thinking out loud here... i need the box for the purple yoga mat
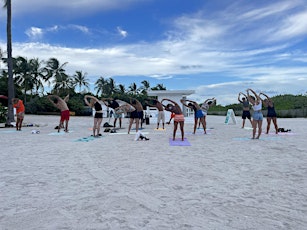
[169,138,191,146]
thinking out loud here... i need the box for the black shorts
[130,110,139,119]
[242,111,251,119]
[94,113,103,118]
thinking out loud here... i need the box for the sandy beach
[0,114,306,229]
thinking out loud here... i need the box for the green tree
[151,83,166,90]
[117,84,126,94]
[13,56,31,102]
[42,57,68,92]
[29,58,45,96]
[128,82,138,95]
[94,76,106,95]
[140,80,150,94]
[73,70,89,93]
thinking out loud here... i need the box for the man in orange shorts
[47,94,70,132]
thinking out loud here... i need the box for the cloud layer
[1,0,307,105]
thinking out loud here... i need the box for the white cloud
[25,27,44,40]
[117,27,128,38]
[1,0,307,105]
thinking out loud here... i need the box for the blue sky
[1,0,307,105]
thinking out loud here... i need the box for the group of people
[10,90,279,141]
[238,88,279,139]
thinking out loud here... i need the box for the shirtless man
[161,98,184,141]
[128,98,144,134]
[47,94,70,132]
[145,98,165,129]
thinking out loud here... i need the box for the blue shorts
[195,110,204,118]
[253,111,263,121]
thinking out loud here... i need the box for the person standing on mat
[84,95,103,137]
[12,98,25,131]
[101,98,122,128]
[247,89,263,139]
[128,98,143,134]
[181,99,206,134]
[161,98,184,141]
[199,98,216,130]
[260,92,279,134]
[47,94,70,133]
[145,98,165,129]
[238,92,252,128]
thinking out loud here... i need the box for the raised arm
[259,92,273,107]
[144,98,157,107]
[180,99,190,107]
[84,95,98,106]
[47,95,57,107]
[64,94,69,103]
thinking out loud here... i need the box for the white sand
[0,115,306,229]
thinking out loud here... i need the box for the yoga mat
[169,138,191,146]
[109,131,149,135]
[268,132,296,136]
[0,130,18,133]
[74,136,101,142]
[48,130,73,135]
[154,128,166,131]
[233,136,282,141]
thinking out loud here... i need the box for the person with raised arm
[247,89,263,139]
[145,98,165,129]
[101,98,122,128]
[47,94,70,133]
[199,98,216,130]
[181,99,206,134]
[127,98,143,134]
[260,92,278,134]
[84,95,103,137]
[238,92,252,128]
[161,98,184,141]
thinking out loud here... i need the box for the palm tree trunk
[6,0,15,125]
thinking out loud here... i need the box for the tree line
[1,55,306,120]
[0,56,168,117]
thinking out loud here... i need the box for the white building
[147,90,195,122]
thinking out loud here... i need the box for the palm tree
[118,84,126,94]
[42,57,68,91]
[73,70,89,93]
[95,76,106,95]
[151,83,166,90]
[128,82,138,95]
[52,72,73,95]
[3,0,15,125]
[107,78,116,95]
[13,56,31,102]
[29,58,45,96]
[140,80,150,94]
